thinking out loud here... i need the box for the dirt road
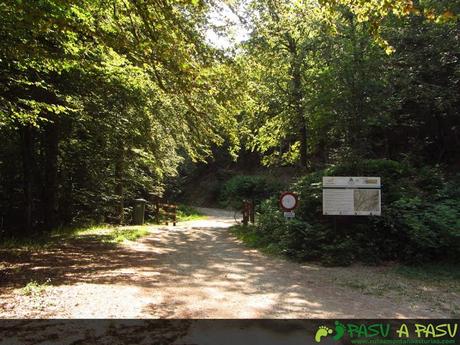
[0,208,457,318]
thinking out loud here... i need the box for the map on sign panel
[322,177,381,216]
[353,189,380,213]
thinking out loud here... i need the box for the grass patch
[230,224,282,256]
[0,237,54,251]
[176,205,206,221]
[394,263,460,282]
[336,276,410,297]
[21,279,51,296]
[0,224,152,250]
[72,225,150,243]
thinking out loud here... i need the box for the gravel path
[0,208,457,318]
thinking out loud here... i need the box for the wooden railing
[154,202,177,226]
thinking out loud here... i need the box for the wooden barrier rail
[155,202,177,226]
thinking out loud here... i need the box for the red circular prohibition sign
[279,192,299,211]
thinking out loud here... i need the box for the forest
[0,0,459,265]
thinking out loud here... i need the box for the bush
[219,175,282,209]
[253,160,459,266]
[389,191,460,262]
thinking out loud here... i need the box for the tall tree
[240,0,323,168]
[0,0,240,234]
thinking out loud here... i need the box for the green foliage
[1,0,459,269]
[238,0,460,167]
[219,175,282,209]
[0,0,241,235]
[253,160,460,265]
[230,224,283,257]
[388,184,460,262]
[176,205,206,221]
[255,198,357,265]
[21,280,51,296]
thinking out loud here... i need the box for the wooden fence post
[155,201,160,224]
[242,200,249,226]
[172,205,177,226]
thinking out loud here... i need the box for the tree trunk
[114,145,125,225]
[348,12,364,159]
[299,121,308,168]
[43,116,59,230]
[290,50,308,168]
[268,2,308,168]
[21,125,34,234]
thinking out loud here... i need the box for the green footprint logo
[315,326,333,343]
[333,321,346,341]
[314,322,346,343]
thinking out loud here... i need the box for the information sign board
[322,177,381,216]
